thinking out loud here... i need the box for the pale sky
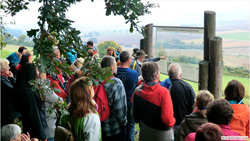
[3,0,250,33]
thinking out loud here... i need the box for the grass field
[0,44,33,59]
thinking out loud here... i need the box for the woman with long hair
[61,77,101,141]
[14,53,47,140]
[105,46,118,61]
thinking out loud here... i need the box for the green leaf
[27,29,39,37]
[130,25,134,33]
[52,88,61,94]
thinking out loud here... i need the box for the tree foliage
[169,55,202,65]
[223,66,249,78]
[1,0,157,114]
[0,26,7,50]
[97,40,120,58]
[1,0,157,74]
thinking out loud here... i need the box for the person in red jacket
[132,61,176,141]
[46,47,67,100]
[46,73,67,100]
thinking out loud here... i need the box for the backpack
[93,81,110,122]
[54,122,75,141]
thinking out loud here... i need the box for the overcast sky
[3,0,250,33]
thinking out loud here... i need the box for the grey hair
[1,124,21,141]
[101,55,115,68]
[141,61,159,82]
[168,63,182,79]
[120,51,131,63]
[0,59,10,71]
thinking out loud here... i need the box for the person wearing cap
[129,50,167,76]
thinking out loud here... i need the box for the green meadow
[1,44,33,59]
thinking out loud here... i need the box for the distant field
[217,32,250,41]
[0,44,33,59]
[160,74,249,104]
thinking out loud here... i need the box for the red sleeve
[48,78,67,100]
[161,88,176,127]
[57,73,64,84]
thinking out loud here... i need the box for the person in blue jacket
[6,46,27,66]
[66,46,77,64]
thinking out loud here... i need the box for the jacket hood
[184,112,207,131]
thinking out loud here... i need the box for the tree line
[3,34,34,47]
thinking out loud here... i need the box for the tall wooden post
[144,23,153,59]
[199,11,216,91]
[209,36,223,99]
[140,39,144,50]
[204,11,216,61]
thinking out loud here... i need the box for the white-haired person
[0,59,20,126]
[167,63,196,137]
[1,124,38,141]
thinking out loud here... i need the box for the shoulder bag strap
[132,60,137,70]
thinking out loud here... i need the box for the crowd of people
[1,44,249,141]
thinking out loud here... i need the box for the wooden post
[204,11,216,61]
[199,60,209,90]
[140,39,144,50]
[199,11,216,91]
[209,36,223,99]
[144,23,153,59]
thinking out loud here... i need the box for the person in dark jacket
[14,57,47,140]
[0,59,20,126]
[176,90,214,141]
[167,63,196,137]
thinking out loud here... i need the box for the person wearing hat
[129,50,167,76]
[132,48,140,59]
